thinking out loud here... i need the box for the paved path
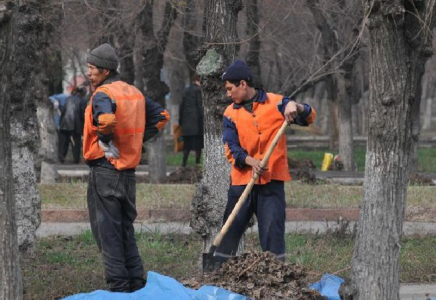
[37,221,436,237]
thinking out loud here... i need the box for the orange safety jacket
[223,92,316,185]
[83,81,145,170]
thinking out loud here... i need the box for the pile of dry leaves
[183,252,326,300]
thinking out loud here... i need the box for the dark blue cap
[222,60,252,82]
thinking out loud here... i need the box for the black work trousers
[87,166,145,292]
[215,180,286,261]
[59,130,81,163]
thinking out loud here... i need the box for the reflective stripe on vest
[83,81,146,170]
[224,93,291,185]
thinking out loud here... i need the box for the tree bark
[9,0,45,253]
[307,0,361,170]
[349,1,436,299]
[37,0,60,184]
[191,0,242,259]
[0,2,23,298]
[336,73,356,170]
[245,0,261,87]
[422,75,433,130]
[138,0,177,182]
[183,0,202,79]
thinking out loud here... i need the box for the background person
[83,43,170,293]
[179,74,204,167]
[58,86,87,164]
[215,60,317,265]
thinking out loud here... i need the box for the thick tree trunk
[9,1,45,253]
[349,2,436,299]
[336,74,356,171]
[118,25,135,85]
[183,0,202,79]
[138,1,176,182]
[191,0,242,260]
[307,0,360,168]
[423,96,433,130]
[169,60,186,128]
[245,0,261,87]
[0,2,23,299]
[37,3,60,184]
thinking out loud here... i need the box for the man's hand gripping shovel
[202,121,289,272]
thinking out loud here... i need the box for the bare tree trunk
[245,0,261,87]
[168,60,187,128]
[117,20,135,85]
[422,75,434,130]
[423,96,433,130]
[10,0,45,253]
[409,87,423,173]
[138,1,177,182]
[348,2,436,299]
[337,74,356,170]
[191,0,242,261]
[183,0,202,79]
[307,0,361,169]
[0,2,23,299]
[37,1,60,184]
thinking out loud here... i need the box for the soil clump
[183,251,326,299]
[288,157,318,184]
[165,166,203,184]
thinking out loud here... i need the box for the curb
[42,208,360,223]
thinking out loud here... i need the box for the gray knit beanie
[87,43,119,70]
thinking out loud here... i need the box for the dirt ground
[182,251,326,300]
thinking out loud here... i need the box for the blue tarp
[309,274,344,300]
[62,271,249,300]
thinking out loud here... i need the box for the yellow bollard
[321,153,333,171]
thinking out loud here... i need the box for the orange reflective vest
[83,81,146,170]
[224,93,315,185]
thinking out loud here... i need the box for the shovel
[203,120,289,271]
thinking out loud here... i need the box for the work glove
[98,140,120,159]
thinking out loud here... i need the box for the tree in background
[346,1,436,299]
[245,0,261,87]
[191,0,242,261]
[10,0,48,253]
[307,0,363,171]
[137,0,177,182]
[1,1,30,297]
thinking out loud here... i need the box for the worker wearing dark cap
[83,43,170,292]
[216,60,317,263]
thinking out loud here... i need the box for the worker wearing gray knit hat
[87,43,119,70]
[84,43,170,292]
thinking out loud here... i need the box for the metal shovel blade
[202,245,220,272]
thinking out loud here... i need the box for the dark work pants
[215,180,286,261]
[59,130,81,163]
[87,166,145,292]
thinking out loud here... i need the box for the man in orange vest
[83,43,170,292]
[216,60,316,264]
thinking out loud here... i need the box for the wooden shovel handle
[212,121,288,247]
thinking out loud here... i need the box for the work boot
[130,278,146,292]
[108,279,130,293]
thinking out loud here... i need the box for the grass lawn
[39,181,436,210]
[166,147,436,173]
[287,147,436,172]
[22,231,436,300]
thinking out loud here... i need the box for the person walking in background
[179,74,204,167]
[216,60,317,265]
[58,86,88,164]
[83,43,170,292]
